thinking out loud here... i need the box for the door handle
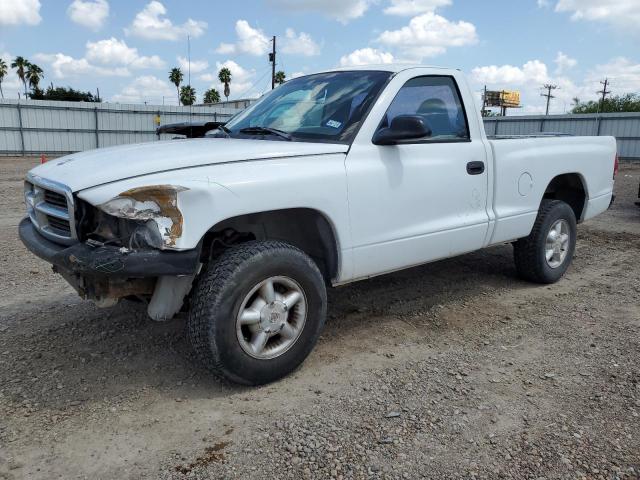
[466,161,485,175]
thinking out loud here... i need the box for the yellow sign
[501,91,520,107]
[485,90,521,108]
[154,114,161,126]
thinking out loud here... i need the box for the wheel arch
[541,173,588,222]
[200,207,341,283]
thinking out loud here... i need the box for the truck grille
[46,215,72,235]
[24,175,76,245]
[44,190,68,209]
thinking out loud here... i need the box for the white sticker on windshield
[326,119,342,129]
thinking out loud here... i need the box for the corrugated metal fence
[484,112,640,160]
[1,100,638,160]
[0,99,241,156]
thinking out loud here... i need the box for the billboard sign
[485,90,521,108]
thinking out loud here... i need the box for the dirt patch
[0,157,639,479]
[174,441,231,474]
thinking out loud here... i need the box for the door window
[380,76,470,142]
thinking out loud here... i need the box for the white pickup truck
[20,65,617,385]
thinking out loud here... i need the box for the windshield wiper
[239,126,292,141]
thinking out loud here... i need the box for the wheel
[513,199,577,284]
[188,240,327,385]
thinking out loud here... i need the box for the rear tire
[513,200,577,284]
[188,240,326,385]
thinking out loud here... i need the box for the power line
[541,84,558,116]
[234,65,272,99]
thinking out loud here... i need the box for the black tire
[513,199,577,284]
[188,240,326,385]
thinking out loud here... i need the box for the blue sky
[1,0,639,113]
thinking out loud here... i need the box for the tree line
[0,56,100,102]
[168,66,286,106]
[571,94,640,114]
[0,56,287,105]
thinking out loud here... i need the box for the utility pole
[597,78,611,110]
[481,85,487,117]
[541,84,558,116]
[269,36,276,89]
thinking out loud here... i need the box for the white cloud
[472,60,549,86]
[0,0,41,26]
[281,28,321,57]
[197,73,216,82]
[85,38,164,69]
[215,20,270,56]
[472,65,552,114]
[554,51,577,74]
[544,0,640,27]
[468,58,634,114]
[384,0,451,16]
[34,53,129,79]
[378,12,478,60]
[34,37,163,81]
[339,48,395,66]
[585,57,640,94]
[67,0,109,30]
[126,1,207,41]
[527,57,640,112]
[112,75,175,104]
[268,0,373,23]
[177,56,208,73]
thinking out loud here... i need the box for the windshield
[223,71,392,144]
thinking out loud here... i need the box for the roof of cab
[322,64,456,74]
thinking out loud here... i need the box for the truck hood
[30,138,349,192]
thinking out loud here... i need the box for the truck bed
[487,134,616,246]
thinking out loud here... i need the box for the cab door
[345,70,489,279]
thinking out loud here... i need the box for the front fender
[77,154,352,276]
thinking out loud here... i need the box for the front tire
[513,200,577,284]
[188,240,326,385]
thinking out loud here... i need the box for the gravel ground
[0,156,639,480]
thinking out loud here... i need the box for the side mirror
[373,115,431,145]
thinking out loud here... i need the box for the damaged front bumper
[19,217,200,278]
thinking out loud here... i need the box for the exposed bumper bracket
[19,217,200,278]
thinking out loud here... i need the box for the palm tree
[26,63,44,92]
[169,67,183,104]
[218,67,232,101]
[11,56,30,97]
[0,59,7,99]
[180,85,196,106]
[275,71,286,85]
[203,88,220,104]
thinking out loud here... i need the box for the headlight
[98,185,187,248]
